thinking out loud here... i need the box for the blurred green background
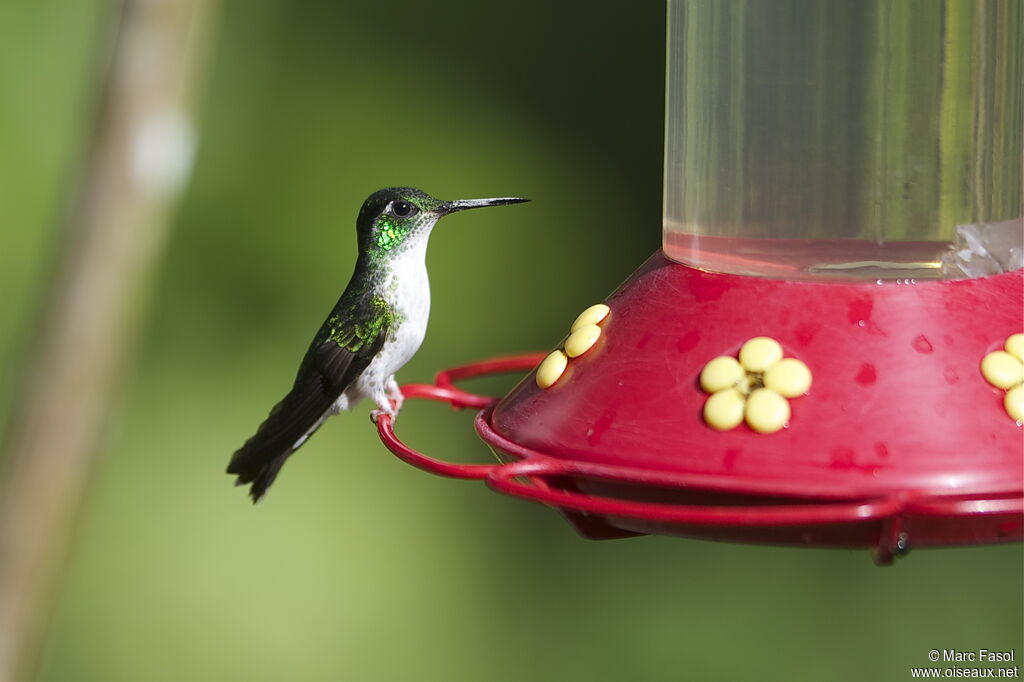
[1,2,1020,681]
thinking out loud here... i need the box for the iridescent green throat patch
[375,218,411,251]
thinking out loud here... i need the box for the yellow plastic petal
[1005,384,1024,423]
[738,337,784,373]
[699,356,744,393]
[763,358,813,398]
[703,388,745,431]
[536,350,568,389]
[744,388,790,434]
[1005,333,1024,363]
[981,350,1024,390]
[570,304,610,332]
[565,324,601,358]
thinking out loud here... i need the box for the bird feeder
[377,0,1023,563]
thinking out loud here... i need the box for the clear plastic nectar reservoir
[662,0,1023,280]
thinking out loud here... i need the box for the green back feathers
[326,296,399,353]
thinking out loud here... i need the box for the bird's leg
[371,377,405,424]
[369,385,398,424]
[386,376,404,412]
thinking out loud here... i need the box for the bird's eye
[390,201,417,218]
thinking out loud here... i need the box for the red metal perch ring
[376,353,545,479]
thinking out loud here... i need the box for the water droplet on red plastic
[912,334,933,353]
[830,447,856,469]
[688,274,731,302]
[677,329,700,354]
[847,297,873,326]
[794,322,821,346]
[855,363,877,386]
[587,408,617,446]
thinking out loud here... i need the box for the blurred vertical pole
[0,0,217,680]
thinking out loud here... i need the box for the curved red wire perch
[375,353,544,479]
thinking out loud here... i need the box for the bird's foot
[370,401,399,425]
[371,381,404,424]
[386,379,405,412]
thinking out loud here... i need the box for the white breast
[347,241,431,406]
[383,243,431,374]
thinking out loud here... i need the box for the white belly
[367,295,429,380]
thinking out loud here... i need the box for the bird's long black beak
[441,197,529,214]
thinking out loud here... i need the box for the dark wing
[227,325,388,502]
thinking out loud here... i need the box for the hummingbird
[227,187,528,502]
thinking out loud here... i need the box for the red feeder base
[377,251,1023,564]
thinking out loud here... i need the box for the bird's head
[355,187,527,260]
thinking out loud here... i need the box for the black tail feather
[232,451,292,503]
[226,334,375,503]
[227,405,327,503]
